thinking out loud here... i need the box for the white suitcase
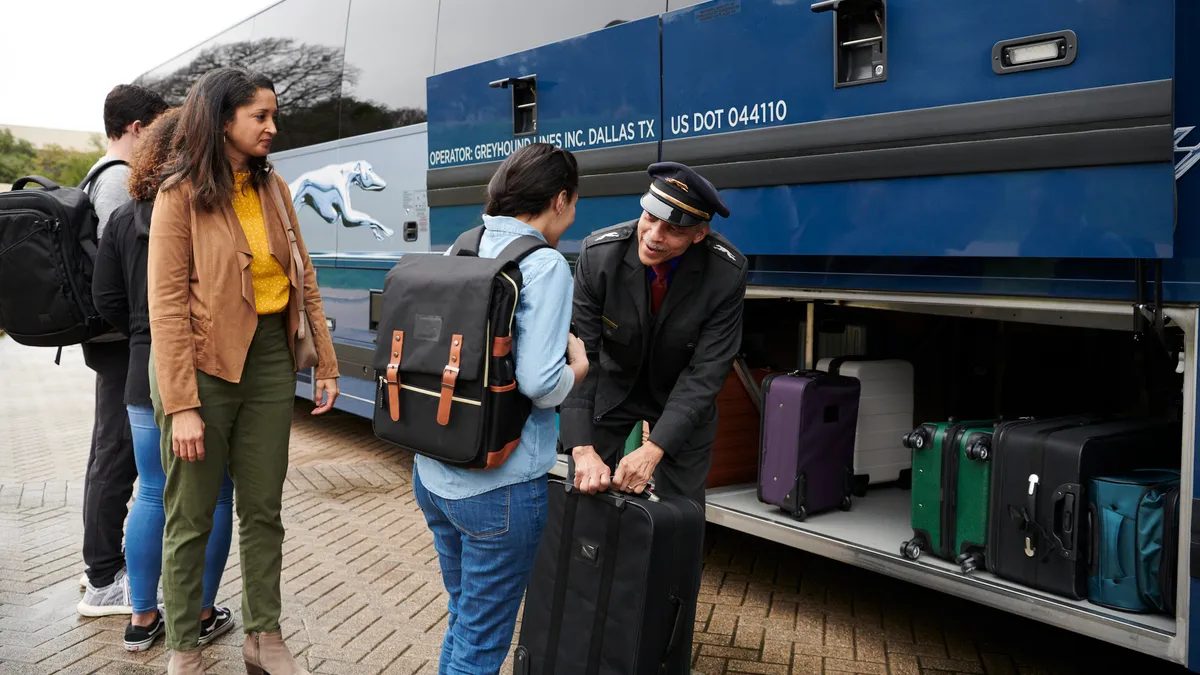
[816,357,914,487]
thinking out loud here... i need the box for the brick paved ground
[0,335,1191,674]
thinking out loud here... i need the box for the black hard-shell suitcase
[514,479,705,675]
[986,415,1179,599]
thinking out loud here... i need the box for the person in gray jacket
[560,162,747,509]
[77,84,168,616]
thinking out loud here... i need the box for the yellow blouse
[232,172,291,315]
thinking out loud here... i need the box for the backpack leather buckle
[438,335,464,426]
[385,331,404,422]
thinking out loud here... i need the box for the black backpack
[371,225,550,469]
[0,160,125,351]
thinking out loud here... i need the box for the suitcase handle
[659,593,685,672]
[563,454,661,504]
[1052,484,1081,561]
[1099,506,1130,578]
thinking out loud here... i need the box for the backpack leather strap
[493,337,512,357]
[386,331,404,421]
[438,335,463,426]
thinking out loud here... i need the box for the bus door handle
[811,0,881,13]
[489,75,536,89]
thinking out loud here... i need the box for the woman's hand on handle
[312,378,339,415]
[171,409,206,462]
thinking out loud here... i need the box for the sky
[0,0,279,133]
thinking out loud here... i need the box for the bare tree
[135,38,424,149]
[137,38,358,110]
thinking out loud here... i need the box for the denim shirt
[415,215,575,500]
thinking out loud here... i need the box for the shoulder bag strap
[448,224,487,257]
[496,234,550,266]
[78,159,128,191]
[267,177,309,339]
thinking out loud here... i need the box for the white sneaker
[79,573,88,589]
[77,569,133,617]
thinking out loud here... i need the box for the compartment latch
[489,75,538,137]
[812,0,886,88]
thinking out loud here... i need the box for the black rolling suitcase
[986,415,1179,599]
[514,478,705,675]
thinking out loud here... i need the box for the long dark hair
[127,107,180,202]
[162,67,276,211]
[485,143,579,218]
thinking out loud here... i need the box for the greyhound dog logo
[592,230,623,243]
[712,243,736,262]
[1177,127,1199,181]
[289,160,391,240]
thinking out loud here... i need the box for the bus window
[338,0,438,139]
[432,0,667,75]
[135,21,254,105]
[248,0,351,151]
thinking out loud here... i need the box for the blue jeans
[413,468,548,675]
[125,405,233,613]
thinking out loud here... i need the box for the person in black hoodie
[92,107,236,653]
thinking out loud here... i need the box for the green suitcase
[900,419,996,574]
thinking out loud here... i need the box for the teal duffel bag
[1087,469,1181,614]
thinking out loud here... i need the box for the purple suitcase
[757,371,861,521]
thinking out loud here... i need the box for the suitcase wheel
[896,469,912,491]
[957,552,983,575]
[965,439,991,462]
[839,495,853,512]
[901,540,922,560]
[791,505,808,522]
[512,646,529,675]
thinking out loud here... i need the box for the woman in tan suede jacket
[147,66,338,675]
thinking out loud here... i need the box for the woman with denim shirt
[412,142,588,674]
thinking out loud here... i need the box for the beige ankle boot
[167,648,206,675]
[243,632,309,675]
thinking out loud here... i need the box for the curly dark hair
[127,107,181,202]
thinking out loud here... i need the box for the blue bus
[421,0,1200,670]
[143,0,1200,670]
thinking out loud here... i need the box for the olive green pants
[150,313,296,651]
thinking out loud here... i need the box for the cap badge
[664,177,689,192]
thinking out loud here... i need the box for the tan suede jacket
[147,171,339,416]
